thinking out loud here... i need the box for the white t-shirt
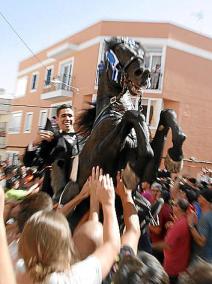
[47,256,102,284]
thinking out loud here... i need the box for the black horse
[55,37,185,205]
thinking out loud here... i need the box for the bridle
[106,44,144,98]
[93,45,145,129]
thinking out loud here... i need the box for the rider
[23,104,79,197]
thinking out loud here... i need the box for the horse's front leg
[120,110,154,188]
[96,118,132,170]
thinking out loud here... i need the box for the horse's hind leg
[142,119,169,183]
[153,109,186,175]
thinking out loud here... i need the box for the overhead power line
[0,10,47,70]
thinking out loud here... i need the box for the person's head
[18,164,27,178]
[141,181,150,191]
[16,192,53,232]
[56,104,74,132]
[73,220,103,260]
[151,182,162,201]
[198,188,212,209]
[19,210,78,283]
[6,176,19,190]
[172,198,189,218]
[113,252,168,284]
[178,258,212,284]
[161,190,170,204]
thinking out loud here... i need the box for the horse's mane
[105,37,143,53]
[76,102,96,137]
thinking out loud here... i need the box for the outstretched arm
[116,172,140,254]
[57,180,90,216]
[89,166,102,221]
[92,172,120,279]
[0,187,16,284]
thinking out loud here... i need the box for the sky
[0,0,211,96]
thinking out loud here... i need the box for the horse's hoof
[164,152,183,173]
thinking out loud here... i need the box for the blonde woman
[19,169,120,283]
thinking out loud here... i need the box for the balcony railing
[41,76,73,101]
[0,98,11,113]
[0,122,7,148]
[0,137,6,148]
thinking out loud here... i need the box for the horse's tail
[76,102,96,137]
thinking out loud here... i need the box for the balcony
[0,98,11,114]
[0,137,6,149]
[41,76,73,102]
[0,122,6,148]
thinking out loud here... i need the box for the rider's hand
[33,130,54,146]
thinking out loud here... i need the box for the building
[0,89,12,161]
[6,21,212,175]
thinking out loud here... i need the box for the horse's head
[105,37,150,96]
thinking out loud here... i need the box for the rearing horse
[57,37,186,205]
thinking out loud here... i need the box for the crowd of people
[0,104,212,284]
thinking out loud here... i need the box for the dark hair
[178,259,212,284]
[161,190,170,203]
[56,104,72,117]
[177,198,189,212]
[185,189,198,203]
[6,176,19,189]
[188,177,197,185]
[113,252,169,284]
[16,192,53,232]
[157,170,171,178]
[5,165,17,176]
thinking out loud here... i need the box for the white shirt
[47,256,102,284]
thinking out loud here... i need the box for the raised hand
[96,173,115,207]
[115,171,132,199]
[89,166,103,192]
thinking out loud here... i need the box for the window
[38,110,48,129]
[8,112,22,133]
[60,61,72,90]
[45,67,53,86]
[131,97,163,130]
[31,73,39,90]
[15,76,28,97]
[144,53,162,90]
[24,112,33,133]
